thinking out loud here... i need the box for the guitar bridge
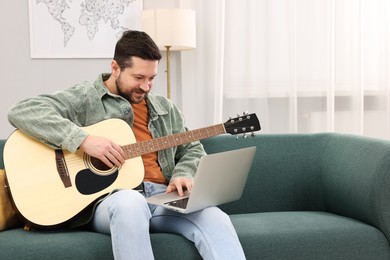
[55,150,72,188]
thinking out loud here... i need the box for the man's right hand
[79,135,126,168]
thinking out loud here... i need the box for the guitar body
[4,119,144,228]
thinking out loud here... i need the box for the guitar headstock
[224,113,261,137]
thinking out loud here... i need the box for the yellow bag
[0,169,21,231]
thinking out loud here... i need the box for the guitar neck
[122,123,226,159]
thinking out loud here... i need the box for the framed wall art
[28,0,143,58]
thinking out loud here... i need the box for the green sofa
[1,133,390,259]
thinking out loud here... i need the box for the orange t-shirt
[131,100,166,184]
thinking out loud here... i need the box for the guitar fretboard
[122,124,226,159]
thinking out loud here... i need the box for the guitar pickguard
[75,169,118,195]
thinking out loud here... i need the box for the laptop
[146,146,256,214]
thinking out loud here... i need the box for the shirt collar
[145,92,168,119]
[94,73,111,98]
[94,73,169,117]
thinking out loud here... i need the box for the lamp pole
[141,9,196,100]
[165,45,171,99]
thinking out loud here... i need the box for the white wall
[0,0,184,138]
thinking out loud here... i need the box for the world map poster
[29,0,143,58]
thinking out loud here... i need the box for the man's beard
[115,77,147,104]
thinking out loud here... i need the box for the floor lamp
[141,9,196,99]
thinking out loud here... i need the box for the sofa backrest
[1,134,328,215]
[201,134,328,214]
[0,140,5,169]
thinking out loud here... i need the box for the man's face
[115,57,158,104]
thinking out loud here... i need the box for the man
[8,30,245,259]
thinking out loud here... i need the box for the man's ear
[111,60,121,77]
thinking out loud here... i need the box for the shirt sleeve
[168,104,207,180]
[7,84,90,153]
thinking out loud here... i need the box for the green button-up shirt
[8,73,206,182]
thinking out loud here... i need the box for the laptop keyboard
[164,197,189,209]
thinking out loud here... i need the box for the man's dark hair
[114,30,162,70]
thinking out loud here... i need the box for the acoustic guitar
[3,113,260,228]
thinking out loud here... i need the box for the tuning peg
[243,111,249,115]
[251,132,256,137]
[243,133,248,139]
[235,135,240,140]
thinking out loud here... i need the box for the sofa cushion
[231,211,390,260]
[0,228,114,260]
[0,228,202,260]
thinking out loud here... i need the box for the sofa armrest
[321,134,390,241]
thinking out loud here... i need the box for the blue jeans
[90,182,246,260]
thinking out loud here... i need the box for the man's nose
[140,80,151,92]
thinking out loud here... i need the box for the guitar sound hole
[90,157,111,172]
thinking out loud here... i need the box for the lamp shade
[141,9,196,51]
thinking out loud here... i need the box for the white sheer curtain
[181,0,390,138]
